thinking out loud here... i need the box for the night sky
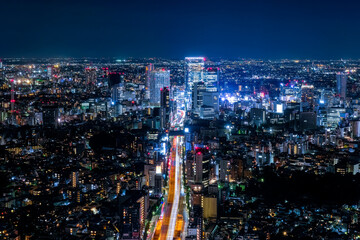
[1,0,360,59]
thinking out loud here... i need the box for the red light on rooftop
[197,152,201,155]
[10,100,15,103]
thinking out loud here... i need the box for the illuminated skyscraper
[145,64,154,100]
[149,68,170,105]
[109,72,124,117]
[185,57,205,92]
[336,72,347,99]
[204,67,219,92]
[194,147,209,188]
[160,87,170,130]
[190,66,220,115]
[301,84,314,111]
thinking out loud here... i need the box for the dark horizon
[1,0,360,59]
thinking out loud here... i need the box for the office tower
[145,64,154,99]
[185,57,205,91]
[42,106,60,128]
[160,87,170,129]
[301,84,314,111]
[204,67,219,92]
[0,59,2,69]
[337,72,347,99]
[200,89,220,119]
[149,68,170,105]
[109,72,124,116]
[202,91,219,112]
[194,147,210,188]
[85,67,97,86]
[185,57,205,110]
[192,82,206,112]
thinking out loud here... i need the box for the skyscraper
[85,67,97,87]
[145,64,154,100]
[194,147,210,188]
[189,65,220,115]
[336,72,347,99]
[301,84,314,111]
[192,82,206,113]
[109,72,124,117]
[204,67,219,92]
[160,87,170,130]
[185,57,205,92]
[149,68,170,105]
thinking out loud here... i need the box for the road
[153,104,185,240]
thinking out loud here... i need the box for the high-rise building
[185,57,205,91]
[109,72,124,117]
[336,72,347,99]
[301,84,314,111]
[204,67,219,92]
[0,59,3,69]
[149,68,170,105]
[192,82,206,113]
[85,67,97,86]
[194,147,210,188]
[185,57,205,110]
[202,91,219,112]
[145,64,154,100]
[160,87,170,130]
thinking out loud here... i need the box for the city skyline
[1,1,360,239]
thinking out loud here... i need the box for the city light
[0,2,357,238]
